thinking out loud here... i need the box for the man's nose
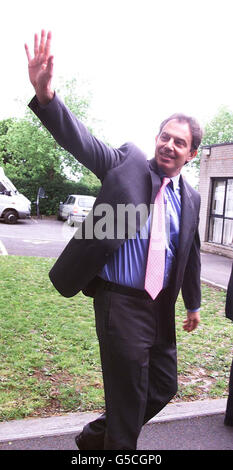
[165,138,174,150]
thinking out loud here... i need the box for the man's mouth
[160,152,175,160]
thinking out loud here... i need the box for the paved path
[201,251,232,289]
[0,399,232,451]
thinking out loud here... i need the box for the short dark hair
[159,113,203,152]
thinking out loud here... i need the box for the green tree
[193,105,233,170]
[0,77,101,189]
[0,118,15,166]
[202,105,233,144]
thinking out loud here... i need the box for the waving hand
[25,30,54,104]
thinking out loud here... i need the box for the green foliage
[202,105,233,145]
[0,119,15,136]
[0,118,15,166]
[11,174,100,216]
[193,105,233,170]
[58,77,92,125]
[2,117,63,180]
[0,77,102,211]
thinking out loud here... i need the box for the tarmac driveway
[0,217,75,258]
[0,216,232,288]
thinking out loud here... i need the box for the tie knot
[161,177,171,189]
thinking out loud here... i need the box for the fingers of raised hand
[39,29,46,54]
[44,31,52,60]
[24,33,40,64]
[34,32,39,56]
[25,30,51,63]
[24,43,31,62]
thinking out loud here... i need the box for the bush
[11,175,100,216]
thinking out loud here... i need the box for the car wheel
[4,210,18,224]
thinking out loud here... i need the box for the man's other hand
[183,310,200,332]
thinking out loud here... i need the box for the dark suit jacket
[29,94,201,315]
[226,264,233,321]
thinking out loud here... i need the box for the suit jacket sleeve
[181,226,201,311]
[28,93,127,180]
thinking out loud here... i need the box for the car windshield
[78,197,94,208]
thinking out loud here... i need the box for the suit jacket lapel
[148,158,162,203]
[177,175,197,262]
[180,177,195,240]
[169,175,198,298]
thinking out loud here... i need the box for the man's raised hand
[25,30,54,105]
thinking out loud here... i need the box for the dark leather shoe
[75,431,87,450]
[75,431,105,450]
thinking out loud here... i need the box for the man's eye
[175,140,185,147]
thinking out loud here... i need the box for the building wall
[199,143,233,258]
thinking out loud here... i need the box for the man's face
[154,119,197,177]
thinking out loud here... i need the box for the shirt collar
[169,173,180,192]
[157,168,181,192]
[148,158,181,191]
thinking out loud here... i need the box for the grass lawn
[0,255,232,421]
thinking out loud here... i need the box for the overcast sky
[2,0,233,166]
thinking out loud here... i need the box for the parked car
[58,194,96,226]
[0,167,31,224]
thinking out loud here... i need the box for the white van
[0,167,31,224]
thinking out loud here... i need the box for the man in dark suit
[25,30,202,450]
[224,263,233,426]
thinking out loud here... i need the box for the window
[0,183,6,193]
[208,178,233,247]
[64,196,75,205]
[78,197,95,208]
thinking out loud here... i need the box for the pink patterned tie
[144,177,170,300]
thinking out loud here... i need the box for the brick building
[199,142,233,258]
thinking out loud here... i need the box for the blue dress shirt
[100,173,181,290]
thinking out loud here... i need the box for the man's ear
[187,149,198,162]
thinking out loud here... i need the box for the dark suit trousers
[81,286,178,450]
